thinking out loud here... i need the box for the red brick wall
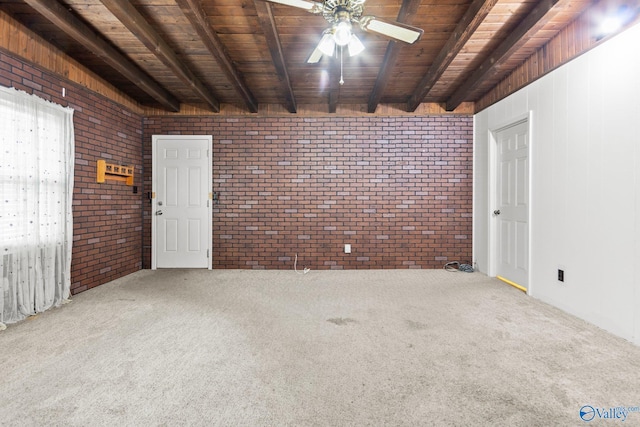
[2,50,473,284]
[143,115,472,269]
[1,51,144,294]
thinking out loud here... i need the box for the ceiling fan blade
[307,47,323,64]
[263,0,323,13]
[359,16,423,44]
[307,32,336,63]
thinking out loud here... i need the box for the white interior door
[152,135,212,269]
[494,121,529,288]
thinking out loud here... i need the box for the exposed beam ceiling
[407,0,499,112]
[20,0,180,111]
[0,0,615,114]
[177,0,259,113]
[444,0,562,111]
[100,0,221,112]
[367,0,422,114]
[254,0,296,113]
[328,57,341,114]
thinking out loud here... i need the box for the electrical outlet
[344,244,351,254]
[558,269,564,282]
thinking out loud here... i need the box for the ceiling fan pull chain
[339,45,345,85]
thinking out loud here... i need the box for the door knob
[493,209,501,215]
[156,210,163,216]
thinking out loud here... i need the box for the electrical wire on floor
[294,253,310,275]
[444,261,474,272]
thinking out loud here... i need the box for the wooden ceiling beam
[101,0,221,112]
[177,0,259,113]
[407,0,498,112]
[444,0,561,111]
[21,0,180,111]
[328,56,341,113]
[367,0,422,114]
[253,0,296,113]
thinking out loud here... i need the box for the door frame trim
[151,135,212,270]
[488,112,533,295]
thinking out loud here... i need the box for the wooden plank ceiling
[0,0,632,113]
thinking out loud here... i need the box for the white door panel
[495,121,529,287]
[152,135,212,269]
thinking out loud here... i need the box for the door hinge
[207,249,210,258]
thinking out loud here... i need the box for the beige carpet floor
[1,269,640,426]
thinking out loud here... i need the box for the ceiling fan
[262,0,423,71]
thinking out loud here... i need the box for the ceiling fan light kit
[317,31,336,56]
[266,0,423,82]
[347,34,365,56]
[334,20,353,46]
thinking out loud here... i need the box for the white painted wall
[474,23,640,345]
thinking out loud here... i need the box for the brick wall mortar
[3,49,472,290]
[144,115,473,270]
[1,52,144,294]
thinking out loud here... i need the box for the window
[0,86,74,326]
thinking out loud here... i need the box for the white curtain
[0,86,74,329]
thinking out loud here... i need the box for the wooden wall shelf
[96,160,134,186]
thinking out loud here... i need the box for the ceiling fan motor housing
[322,0,365,24]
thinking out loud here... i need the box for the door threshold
[497,275,527,293]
